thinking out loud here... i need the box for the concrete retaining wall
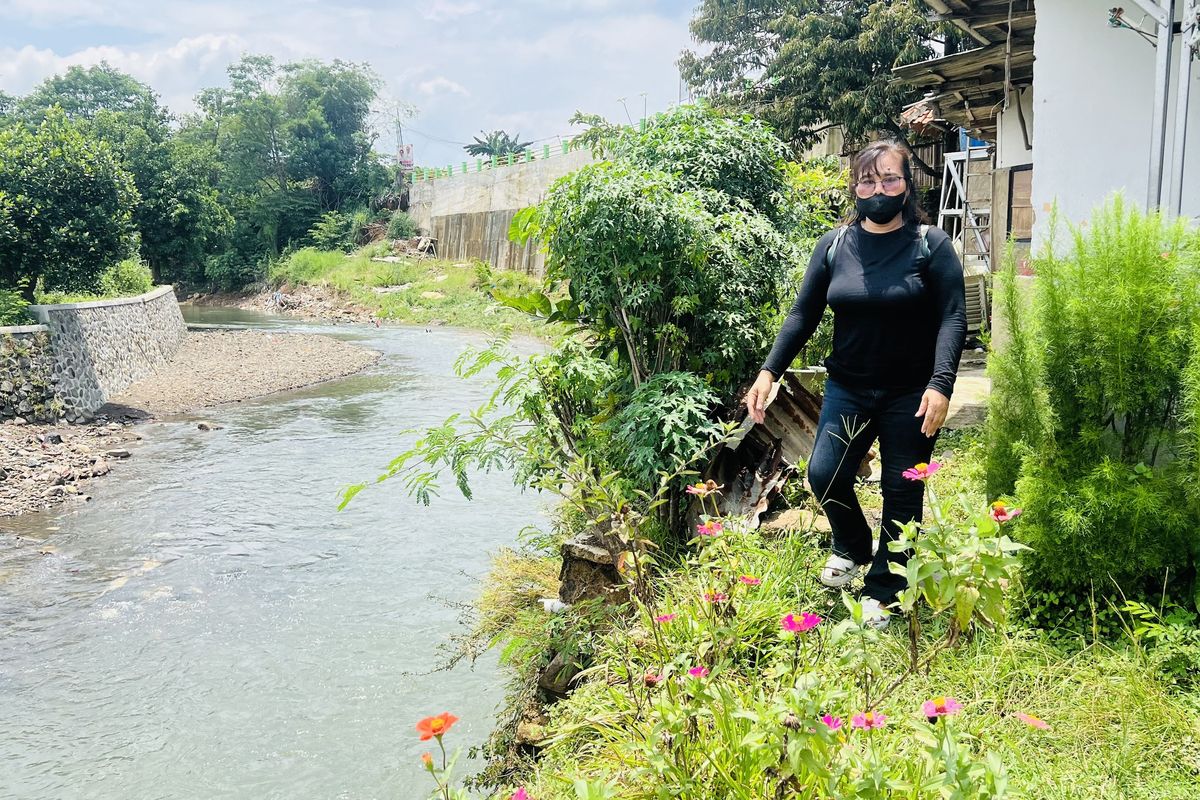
[24,286,186,418]
[0,325,61,423]
[409,149,593,275]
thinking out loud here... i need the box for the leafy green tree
[178,55,387,286]
[21,64,230,284]
[0,109,137,300]
[465,130,534,158]
[18,62,165,128]
[679,1,946,172]
[380,105,800,533]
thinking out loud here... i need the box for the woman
[746,140,966,627]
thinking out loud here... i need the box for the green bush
[307,211,352,252]
[387,210,418,240]
[0,288,29,325]
[99,257,154,296]
[987,197,1200,599]
[204,250,267,291]
[269,247,346,286]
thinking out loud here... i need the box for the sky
[0,0,700,166]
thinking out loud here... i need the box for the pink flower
[780,612,822,633]
[643,671,664,688]
[511,790,529,800]
[821,714,843,731]
[738,575,762,586]
[654,613,677,624]
[688,666,710,679]
[902,461,942,481]
[686,480,723,497]
[922,696,963,721]
[1015,712,1050,730]
[696,519,724,537]
[990,501,1022,523]
[851,711,887,730]
[704,590,729,603]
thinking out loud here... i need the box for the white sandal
[819,554,862,588]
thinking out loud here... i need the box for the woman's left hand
[915,389,950,437]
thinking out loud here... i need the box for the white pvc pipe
[1168,0,1198,215]
[1147,0,1177,209]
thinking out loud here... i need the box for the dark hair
[843,140,929,226]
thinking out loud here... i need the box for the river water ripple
[0,308,545,799]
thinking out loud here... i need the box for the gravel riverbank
[110,329,380,414]
[2,328,379,518]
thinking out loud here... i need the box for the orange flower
[416,712,459,741]
[420,752,433,768]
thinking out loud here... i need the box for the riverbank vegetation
[266,245,551,336]
[360,106,1200,799]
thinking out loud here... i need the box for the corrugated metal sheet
[431,211,546,276]
[702,369,865,527]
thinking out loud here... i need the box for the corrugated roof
[894,0,1036,140]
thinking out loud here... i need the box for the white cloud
[0,0,697,164]
[0,34,248,112]
[422,1,483,22]
[416,76,470,97]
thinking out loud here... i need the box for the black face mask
[855,192,906,224]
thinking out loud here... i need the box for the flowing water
[0,308,547,799]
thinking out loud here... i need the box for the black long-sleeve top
[761,221,967,398]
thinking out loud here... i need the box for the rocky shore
[1,328,379,518]
[186,284,379,325]
[0,411,143,517]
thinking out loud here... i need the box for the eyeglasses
[853,176,906,197]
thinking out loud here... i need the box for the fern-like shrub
[987,197,1200,599]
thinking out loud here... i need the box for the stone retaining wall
[21,286,187,419]
[0,325,62,423]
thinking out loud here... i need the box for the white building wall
[1031,0,1200,248]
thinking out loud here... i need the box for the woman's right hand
[745,370,776,425]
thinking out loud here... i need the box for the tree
[178,55,388,286]
[464,130,534,158]
[22,64,230,284]
[0,109,137,301]
[19,62,166,129]
[679,1,948,172]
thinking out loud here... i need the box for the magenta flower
[654,613,677,624]
[820,714,843,731]
[704,590,729,603]
[902,461,942,481]
[687,666,710,679]
[1015,712,1050,730]
[851,711,887,730]
[780,612,822,633]
[738,575,762,586]
[922,696,963,721]
[511,789,529,800]
[696,519,724,537]
[990,501,1022,523]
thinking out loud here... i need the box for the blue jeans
[807,379,937,604]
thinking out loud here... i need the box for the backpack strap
[824,225,850,270]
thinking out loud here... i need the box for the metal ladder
[937,145,992,334]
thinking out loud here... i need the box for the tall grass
[268,246,552,336]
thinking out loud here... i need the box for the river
[0,308,547,799]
